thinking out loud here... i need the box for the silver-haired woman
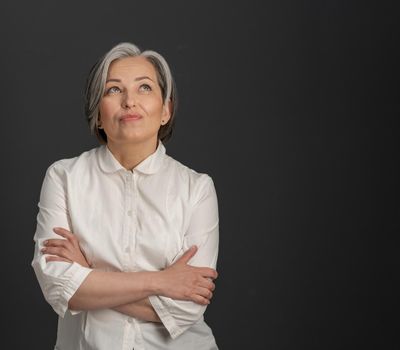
[32,42,220,350]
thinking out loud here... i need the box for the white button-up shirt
[31,140,219,350]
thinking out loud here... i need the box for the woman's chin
[110,133,157,146]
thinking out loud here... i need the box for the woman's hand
[41,227,90,268]
[156,246,218,305]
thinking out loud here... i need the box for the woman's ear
[98,114,103,129]
[161,100,172,125]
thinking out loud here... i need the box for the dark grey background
[0,0,398,349]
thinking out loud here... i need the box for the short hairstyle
[84,42,177,144]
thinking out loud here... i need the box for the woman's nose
[122,91,136,108]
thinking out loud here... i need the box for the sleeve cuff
[148,295,184,339]
[56,262,92,317]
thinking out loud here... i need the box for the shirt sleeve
[149,175,219,339]
[31,162,92,318]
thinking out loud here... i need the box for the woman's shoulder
[165,154,211,178]
[45,146,101,175]
[164,154,216,196]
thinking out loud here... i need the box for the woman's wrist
[147,270,163,296]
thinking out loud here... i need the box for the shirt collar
[98,140,166,175]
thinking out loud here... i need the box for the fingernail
[44,240,48,245]
[41,248,46,253]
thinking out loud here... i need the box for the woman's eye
[106,86,121,94]
[139,84,152,92]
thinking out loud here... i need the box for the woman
[31,42,220,350]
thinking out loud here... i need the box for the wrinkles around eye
[139,84,152,92]
[105,86,121,94]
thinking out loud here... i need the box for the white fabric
[31,140,219,350]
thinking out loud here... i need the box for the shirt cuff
[55,262,92,317]
[148,295,184,339]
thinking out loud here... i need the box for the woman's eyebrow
[134,76,154,82]
[105,78,121,83]
[105,76,154,83]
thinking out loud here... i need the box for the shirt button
[127,210,132,216]
[127,317,133,323]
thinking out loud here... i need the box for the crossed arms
[31,163,219,338]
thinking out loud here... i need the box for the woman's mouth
[120,114,142,122]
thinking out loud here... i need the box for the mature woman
[31,42,220,350]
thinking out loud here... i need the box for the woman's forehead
[107,56,156,80]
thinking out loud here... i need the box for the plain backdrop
[0,1,398,349]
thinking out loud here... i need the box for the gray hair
[84,42,177,144]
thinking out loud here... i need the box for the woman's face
[98,56,170,146]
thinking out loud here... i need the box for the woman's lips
[120,114,142,122]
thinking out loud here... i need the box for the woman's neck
[106,138,159,171]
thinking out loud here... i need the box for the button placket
[122,171,133,270]
[131,172,139,261]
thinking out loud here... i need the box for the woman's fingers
[44,239,69,248]
[175,245,198,265]
[191,294,211,305]
[160,259,218,303]
[42,246,70,259]
[45,256,71,263]
[196,286,213,300]
[53,227,73,238]
[188,286,214,305]
[53,227,81,250]
[197,278,215,292]
[42,239,72,257]
[43,228,90,268]
[197,267,218,280]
